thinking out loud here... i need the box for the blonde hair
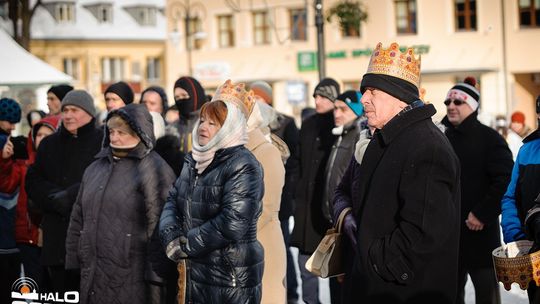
[107,115,137,137]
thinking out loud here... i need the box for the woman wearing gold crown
[158,80,264,304]
[333,42,461,303]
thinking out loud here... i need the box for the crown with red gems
[366,42,421,88]
[212,79,255,119]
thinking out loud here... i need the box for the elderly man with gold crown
[332,42,461,303]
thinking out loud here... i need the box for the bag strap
[336,207,352,233]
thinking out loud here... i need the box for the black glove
[47,190,72,216]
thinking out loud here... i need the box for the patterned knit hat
[0,98,21,123]
[446,77,480,111]
[313,78,340,102]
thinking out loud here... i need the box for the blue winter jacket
[501,131,540,243]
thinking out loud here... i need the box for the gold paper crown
[366,42,421,88]
[212,79,255,119]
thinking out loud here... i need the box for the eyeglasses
[444,99,466,106]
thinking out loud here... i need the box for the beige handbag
[305,207,352,278]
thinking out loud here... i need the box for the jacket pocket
[387,255,415,285]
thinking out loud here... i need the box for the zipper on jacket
[224,255,237,287]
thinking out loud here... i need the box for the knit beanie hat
[62,90,96,116]
[0,98,22,123]
[140,86,169,115]
[47,84,74,101]
[104,81,134,105]
[174,76,207,118]
[445,76,480,111]
[336,90,364,117]
[360,74,419,104]
[313,78,340,102]
[511,111,525,124]
[250,81,273,104]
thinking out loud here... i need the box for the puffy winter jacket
[159,145,264,304]
[65,104,176,304]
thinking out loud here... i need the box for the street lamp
[315,0,326,80]
[168,0,206,76]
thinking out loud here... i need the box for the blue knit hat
[336,90,363,117]
[0,98,22,123]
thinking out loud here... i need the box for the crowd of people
[1,41,540,304]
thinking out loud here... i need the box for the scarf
[191,101,248,174]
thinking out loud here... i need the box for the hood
[31,115,61,146]
[104,104,155,152]
[173,76,207,117]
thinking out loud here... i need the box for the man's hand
[465,212,484,231]
[165,238,188,262]
[2,136,14,159]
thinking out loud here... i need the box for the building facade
[2,0,167,112]
[165,0,540,127]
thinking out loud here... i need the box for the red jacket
[0,115,60,246]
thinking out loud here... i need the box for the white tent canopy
[0,29,72,86]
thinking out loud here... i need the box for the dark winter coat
[322,120,361,223]
[442,113,513,268]
[334,104,461,303]
[25,118,103,266]
[65,104,176,304]
[159,145,264,304]
[291,111,336,254]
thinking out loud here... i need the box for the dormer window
[55,3,75,23]
[97,4,112,23]
[84,3,113,24]
[125,6,157,26]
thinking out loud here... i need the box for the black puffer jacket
[65,104,176,304]
[159,145,264,304]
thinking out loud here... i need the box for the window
[519,0,540,27]
[139,7,157,26]
[125,6,157,26]
[187,16,203,50]
[455,0,476,30]
[0,2,8,20]
[218,15,235,48]
[63,58,79,80]
[394,0,417,34]
[290,8,307,41]
[253,11,271,45]
[146,57,161,81]
[97,4,112,23]
[101,57,125,82]
[55,3,75,23]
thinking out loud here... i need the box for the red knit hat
[511,111,525,124]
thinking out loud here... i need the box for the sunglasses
[444,99,466,106]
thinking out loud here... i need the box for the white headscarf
[191,101,248,173]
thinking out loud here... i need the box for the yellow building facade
[166,0,540,127]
